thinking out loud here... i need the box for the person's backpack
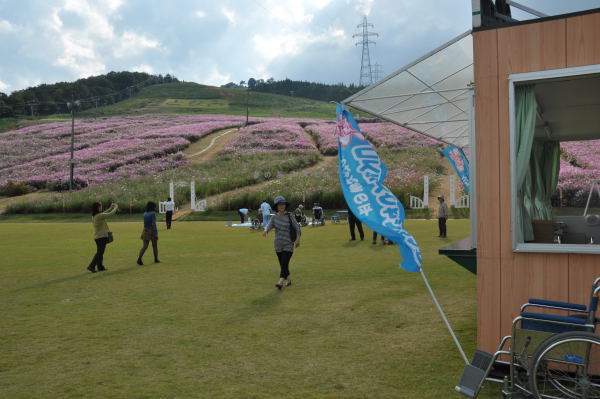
[288,213,297,242]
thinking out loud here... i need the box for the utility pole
[353,16,378,87]
[26,100,37,117]
[67,99,79,192]
[245,86,249,126]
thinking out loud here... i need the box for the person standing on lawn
[347,207,364,241]
[260,200,272,228]
[137,201,160,265]
[437,195,449,238]
[87,202,118,273]
[164,197,175,229]
[262,196,301,289]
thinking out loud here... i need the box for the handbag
[287,214,297,242]
[105,231,114,243]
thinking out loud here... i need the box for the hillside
[77,82,336,119]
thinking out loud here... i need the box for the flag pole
[420,268,469,365]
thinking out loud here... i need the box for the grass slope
[78,82,336,119]
[0,82,336,133]
[0,219,500,398]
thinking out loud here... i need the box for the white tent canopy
[343,31,473,148]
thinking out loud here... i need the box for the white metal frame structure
[343,31,473,148]
[343,31,477,248]
[165,180,206,213]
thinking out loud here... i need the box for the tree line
[0,71,179,117]
[221,78,364,102]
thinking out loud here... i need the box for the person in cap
[437,195,449,238]
[262,195,301,289]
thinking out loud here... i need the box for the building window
[510,65,600,253]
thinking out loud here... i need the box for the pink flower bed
[0,114,244,188]
[221,122,317,154]
[360,123,441,148]
[558,140,600,194]
[306,121,441,155]
[305,123,338,155]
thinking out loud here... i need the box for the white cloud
[132,64,154,74]
[113,32,161,58]
[100,0,124,13]
[252,27,347,62]
[221,7,236,25]
[306,0,334,10]
[247,65,272,81]
[203,67,231,86]
[195,10,206,18]
[0,19,15,32]
[53,32,106,77]
[0,80,9,91]
[350,0,374,15]
[263,1,314,24]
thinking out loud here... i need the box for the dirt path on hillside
[184,128,239,163]
[173,155,337,220]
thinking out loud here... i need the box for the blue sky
[1,0,599,94]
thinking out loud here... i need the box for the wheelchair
[456,277,600,398]
[311,205,325,226]
[295,213,308,227]
[250,212,263,231]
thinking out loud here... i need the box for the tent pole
[420,268,469,365]
[468,85,477,249]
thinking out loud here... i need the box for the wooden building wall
[473,12,600,352]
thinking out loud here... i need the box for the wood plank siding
[473,12,600,351]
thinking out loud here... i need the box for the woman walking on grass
[87,202,118,273]
[262,196,301,289]
[137,201,160,265]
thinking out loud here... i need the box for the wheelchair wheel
[529,331,600,399]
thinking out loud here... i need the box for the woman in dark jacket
[262,196,301,289]
[137,201,160,265]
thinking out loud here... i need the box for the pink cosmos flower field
[220,121,318,154]
[0,114,244,188]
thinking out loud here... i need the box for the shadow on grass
[235,290,282,320]
[13,266,139,292]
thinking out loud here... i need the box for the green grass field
[0,83,338,133]
[77,82,336,119]
[1,219,501,398]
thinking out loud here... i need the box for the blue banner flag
[442,146,470,194]
[336,104,422,272]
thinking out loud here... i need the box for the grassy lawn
[1,219,501,398]
[77,82,336,119]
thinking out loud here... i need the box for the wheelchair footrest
[471,349,494,370]
[455,350,494,398]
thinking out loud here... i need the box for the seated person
[312,202,323,222]
[294,204,306,224]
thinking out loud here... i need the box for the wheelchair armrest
[520,312,589,325]
[521,298,587,312]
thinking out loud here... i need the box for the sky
[1,0,599,94]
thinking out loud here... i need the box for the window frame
[509,64,600,253]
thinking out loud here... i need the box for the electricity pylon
[353,16,378,87]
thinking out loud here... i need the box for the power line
[1,75,165,115]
